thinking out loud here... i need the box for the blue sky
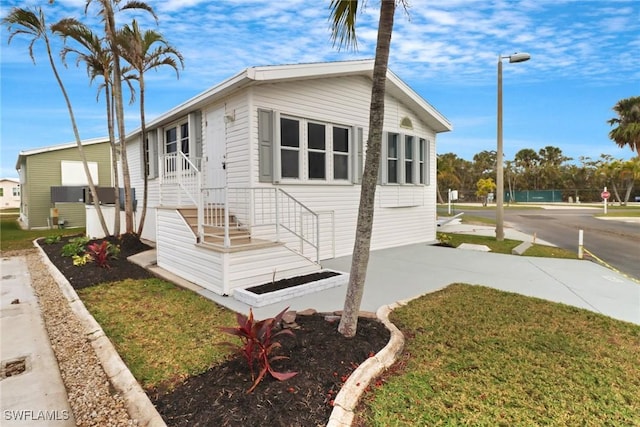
[1,0,638,179]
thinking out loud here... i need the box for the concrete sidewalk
[0,256,74,426]
[138,224,639,325]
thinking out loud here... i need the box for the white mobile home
[125,59,451,296]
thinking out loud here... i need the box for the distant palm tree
[3,7,110,236]
[330,0,399,337]
[86,0,157,234]
[117,19,184,236]
[608,96,640,156]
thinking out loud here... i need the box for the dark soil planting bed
[149,313,389,427]
[39,234,154,289]
[246,271,341,294]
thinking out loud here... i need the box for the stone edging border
[326,302,406,427]
[34,241,167,427]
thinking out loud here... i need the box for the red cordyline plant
[86,240,119,268]
[220,307,297,393]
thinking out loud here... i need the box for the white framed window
[164,120,189,155]
[404,135,414,184]
[381,133,429,186]
[280,117,301,179]
[278,116,351,183]
[13,186,20,197]
[387,133,399,184]
[307,121,326,180]
[333,126,350,180]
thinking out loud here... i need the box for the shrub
[61,236,90,257]
[438,233,453,247]
[220,307,297,393]
[72,253,93,266]
[87,240,119,268]
[43,235,61,244]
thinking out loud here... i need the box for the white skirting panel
[156,208,320,296]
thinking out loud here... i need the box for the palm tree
[85,0,157,234]
[330,0,399,337]
[436,153,464,203]
[608,96,640,156]
[117,19,184,236]
[3,7,110,237]
[53,18,123,236]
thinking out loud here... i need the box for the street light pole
[496,52,530,241]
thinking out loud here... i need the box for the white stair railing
[160,153,202,207]
[199,187,319,262]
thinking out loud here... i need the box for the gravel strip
[15,249,136,427]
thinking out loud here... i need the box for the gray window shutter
[189,111,203,159]
[258,109,274,182]
[351,126,363,184]
[378,131,388,184]
[426,139,431,186]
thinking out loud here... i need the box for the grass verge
[356,284,640,426]
[595,210,640,218]
[0,212,84,252]
[460,214,496,225]
[437,232,578,259]
[78,278,237,390]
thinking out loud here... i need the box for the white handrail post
[275,188,280,241]
[224,186,231,247]
[315,212,320,263]
[197,179,204,242]
[299,205,303,253]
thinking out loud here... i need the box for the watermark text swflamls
[3,410,70,421]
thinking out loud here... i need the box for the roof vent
[400,116,413,129]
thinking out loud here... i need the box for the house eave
[127,59,452,139]
[15,137,110,171]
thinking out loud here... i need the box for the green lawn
[78,278,237,390]
[437,232,578,259]
[356,284,640,426]
[595,210,640,218]
[0,211,84,252]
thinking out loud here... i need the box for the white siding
[156,207,319,294]
[227,246,321,291]
[156,208,224,293]
[126,134,161,242]
[246,76,438,260]
[131,71,440,291]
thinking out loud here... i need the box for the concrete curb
[34,241,166,427]
[326,305,406,427]
[512,241,533,255]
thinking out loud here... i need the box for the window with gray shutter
[352,127,363,184]
[258,109,274,182]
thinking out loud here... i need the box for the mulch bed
[39,233,155,289]
[39,234,392,426]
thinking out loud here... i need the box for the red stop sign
[601,191,610,200]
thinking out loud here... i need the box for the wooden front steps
[178,207,255,248]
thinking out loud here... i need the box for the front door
[205,107,226,203]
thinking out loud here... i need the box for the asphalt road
[466,206,640,281]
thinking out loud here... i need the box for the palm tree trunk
[137,76,149,236]
[105,80,120,236]
[338,0,396,338]
[45,28,110,236]
[104,1,135,234]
